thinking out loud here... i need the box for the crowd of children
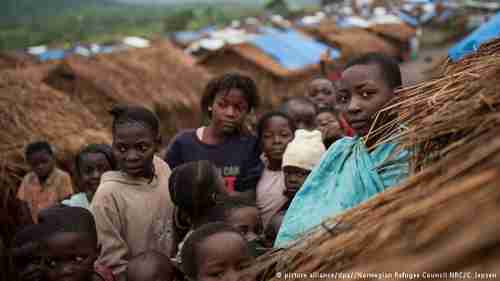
[4,52,409,281]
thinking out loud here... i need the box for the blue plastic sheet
[251,29,340,70]
[38,49,66,62]
[275,137,409,247]
[449,12,500,62]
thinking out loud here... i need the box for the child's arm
[90,193,129,278]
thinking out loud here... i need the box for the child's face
[197,232,253,281]
[261,116,294,163]
[283,166,311,199]
[211,89,249,135]
[286,102,317,131]
[307,79,336,109]
[43,232,98,281]
[337,64,394,136]
[226,207,261,242]
[315,112,343,142]
[28,151,55,180]
[112,123,158,178]
[78,153,112,194]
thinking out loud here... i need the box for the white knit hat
[282,129,326,171]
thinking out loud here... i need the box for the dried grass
[249,38,500,280]
[44,41,211,139]
[0,70,111,198]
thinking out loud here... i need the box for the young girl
[255,112,295,228]
[180,222,254,281]
[169,160,228,263]
[90,105,174,280]
[166,73,262,200]
[63,144,116,209]
[276,53,409,247]
[17,141,74,223]
[315,107,344,149]
[165,73,263,201]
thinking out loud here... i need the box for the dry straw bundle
[250,38,500,280]
[0,70,110,198]
[44,41,211,139]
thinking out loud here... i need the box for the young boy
[275,53,409,247]
[305,78,337,110]
[91,105,174,280]
[17,141,73,223]
[278,97,317,131]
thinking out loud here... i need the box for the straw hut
[317,28,400,61]
[198,30,338,109]
[0,51,36,70]
[0,69,111,197]
[44,40,211,140]
[367,23,416,59]
[250,39,500,279]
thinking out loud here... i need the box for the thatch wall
[0,70,111,197]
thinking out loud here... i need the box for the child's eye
[74,256,85,263]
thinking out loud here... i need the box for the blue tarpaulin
[250,30,340,70]
[449,12,500,62]
[37,49,66,62]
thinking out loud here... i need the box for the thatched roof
[199,43,327,79]
[44,41,211,139]
[320,28,400,61]
[250,38,500,280]
[367,23,416,44]
[0,69,111,195]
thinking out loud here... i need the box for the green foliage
[0,2,260,50]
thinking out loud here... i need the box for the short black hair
[168,160,225,221]
[278,97,318,115]
[37,206,97,244]
[110,105,160,137]
[74,144,116,178]
[180,222,247,280]
[256,111,296,145]
[345,53,402,90]
[201,73,259,118]
[25,141,53,160]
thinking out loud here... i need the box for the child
[264,129,326,247]
[127,251,175,281]
[90,105,174,280]
[305,77,336,110]
[180,222,254,281]
[63,144,116,209]
[275,53,409,247]
[168,160,229,263]
[278,97,317,131]
[165,73,263,201]
[12,224,49,281]
[255,112,295,227]
[315,107,344,149]
[17,141,74,223]
[38,206,115,281]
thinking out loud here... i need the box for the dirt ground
[400,44,453,86]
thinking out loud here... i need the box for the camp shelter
[366,23,416,59]
[0,51,36,70]
[0,69,111,195]
[198,29,340,109]
[44,40,211,140]
[250,39,500,280]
